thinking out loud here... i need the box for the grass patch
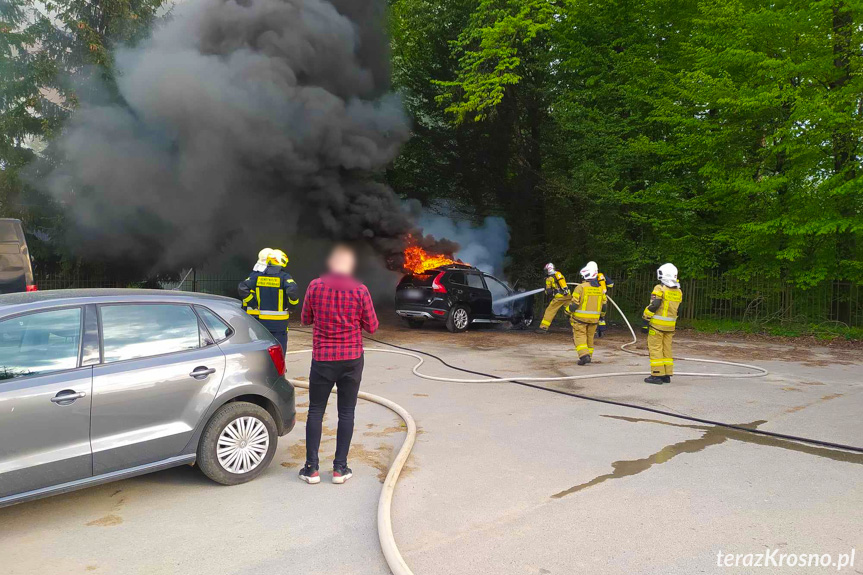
[682,319,863,341]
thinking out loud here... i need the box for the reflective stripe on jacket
[566,281,607,324]
[546,271,570,297]
[643,284,683,332]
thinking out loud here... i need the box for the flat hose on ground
[287,369,418,575]
[287,296,861,575]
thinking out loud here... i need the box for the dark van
[0,219,35,294]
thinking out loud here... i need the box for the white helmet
[254,248,274,272]
[580,260,598,280]
[544,262,556,276]
[657,263,679,288]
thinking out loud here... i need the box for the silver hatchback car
[0,289,296,507]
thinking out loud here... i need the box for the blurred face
[327,245,356,276]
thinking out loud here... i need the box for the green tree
[390,0,556,281]
[661,0,863,286]
[0,0,163,266]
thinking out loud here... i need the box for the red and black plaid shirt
[301,273,379,361]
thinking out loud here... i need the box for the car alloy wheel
[217,416,270,474]
[453,307,469,330]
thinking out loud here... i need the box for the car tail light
[26,284,38,292]
[431,309,446,316]
[267,344,286,376]
[432,272,447,294]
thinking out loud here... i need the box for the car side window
[100,304,201,363]
[466,274,485,289]
[448,272,466,285]
[485,277,510,300]
[196,306,233,342]
[0,308,82,380]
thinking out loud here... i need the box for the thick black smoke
[40,0,455,271]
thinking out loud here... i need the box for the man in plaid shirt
[298,244,379,485]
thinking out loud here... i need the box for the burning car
[394,246,534,333]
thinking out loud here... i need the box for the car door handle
[51,390,87,404]
[190,367,217,379]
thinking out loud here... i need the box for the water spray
[493,287,546,306]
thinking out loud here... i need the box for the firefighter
[564,261,607,365]
[595,267,614,338]
[537,262,572,333]
[238,248,300,353]
[642,263,683,384]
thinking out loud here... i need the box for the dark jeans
[305,356,364,469]
[270,329,287,353]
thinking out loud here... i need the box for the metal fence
[32,269,245,296]
[170,270,243,296]
[33,272,132,291]
[34,270,863,328]
[604,271,863,328]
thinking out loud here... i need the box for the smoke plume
[39,0,452,271]
[418,206,510,277]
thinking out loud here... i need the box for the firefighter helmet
[254,248,274,272]
[268,249,289,267]
[657,263,679,288]
[257,248,273,264]
[544,263,556,276]
[580,261,599,280]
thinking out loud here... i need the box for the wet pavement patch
[551,415,863,499]
[86,514,123,527]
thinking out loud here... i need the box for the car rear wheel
[197,401,278,485]
[446,305,470,333]
[513,313,534,330]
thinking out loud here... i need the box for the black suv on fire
[395,265,534,332]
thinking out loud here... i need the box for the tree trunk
[830,0,857,323]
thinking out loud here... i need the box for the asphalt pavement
[1,323,861,575]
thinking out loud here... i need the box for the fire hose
[287,295,862,575]
[286,376,416,575]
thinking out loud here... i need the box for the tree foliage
[0,0,163,265]
[389,0,863,289]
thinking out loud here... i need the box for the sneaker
[299,464,320,484]
[644,376,664,385]
[332,465,353,484]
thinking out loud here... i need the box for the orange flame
[402,237,464,274]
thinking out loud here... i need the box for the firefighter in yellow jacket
[564,261,607,365]
[238,248,300,353]
[642,263,682,384]
[537,262,571,333]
